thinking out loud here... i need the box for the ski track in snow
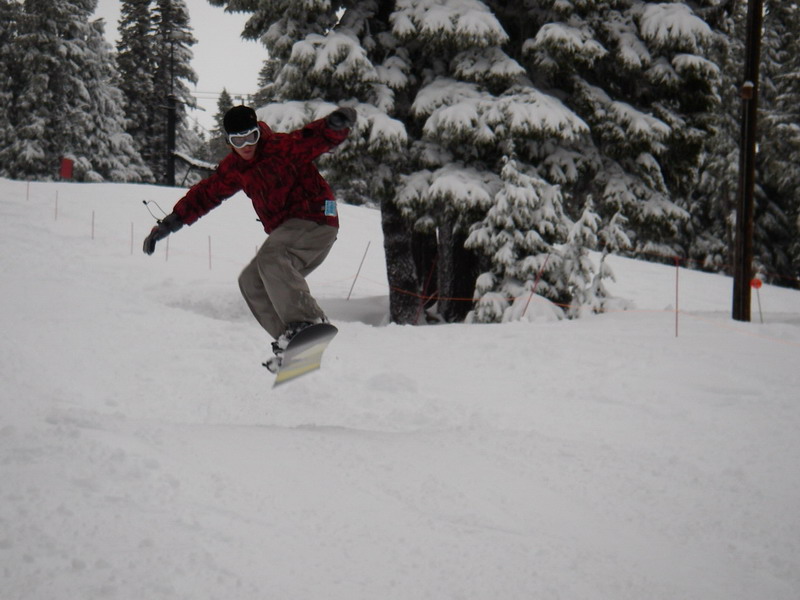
[1,179,799,600]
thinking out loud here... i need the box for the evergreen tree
[501,0,720,258]
[683,0,741,273]
[465,156,571,322]
[72,17,152,181]
[777,4,800,284]
[215,88,234,131]
[758,1,800,285]
[208,88,234,163]
[151,0,197,183]
[0,0,147,181]
[389,0,579,322]
[116,0,197,184]
[117,0,158,174]
[689,0,800,287]
[253,56,283,107]
[0,0,25,158]
[561,199,616,317]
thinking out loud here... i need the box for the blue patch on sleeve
[324,200,337,217]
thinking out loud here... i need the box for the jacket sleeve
[282,117,350,164]
[172,158,241,225]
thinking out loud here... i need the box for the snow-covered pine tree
[117,0,159,178]
[0,0,25,166]
[769,2,800,284]
[150,0,197,184]
[561,199,608,317]
[465,156,571,322]
[0,0,147,181]
[687,1,800,287]
[509,0,720,261]
[71,17,151,181]
[389,0,507,322]
[757,1,800,286]
[117,0,198,184]
[208,0,340,63]
[682,0,741,273]
[390,0,594,322]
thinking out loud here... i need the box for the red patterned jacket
[173,118,349,233]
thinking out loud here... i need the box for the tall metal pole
[732,0,764,322]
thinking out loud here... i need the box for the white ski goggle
[227,126,260,149]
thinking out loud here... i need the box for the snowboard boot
[277,318,329,348]
[262,340,285,373]
[263,318,329,374]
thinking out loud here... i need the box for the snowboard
[273,323,338,387]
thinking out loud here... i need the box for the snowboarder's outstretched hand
[326,106,356,130]
[143,212,183,255]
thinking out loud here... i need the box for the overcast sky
[92,0,267,134]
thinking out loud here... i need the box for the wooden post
[732,0,764,322]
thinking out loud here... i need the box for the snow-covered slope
[2,178,799,599]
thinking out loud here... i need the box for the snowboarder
[143,104,356,372]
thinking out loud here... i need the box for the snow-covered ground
[2,177,799,600]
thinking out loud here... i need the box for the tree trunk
[381,196,420,324]
[437,214,479,323]
[412,229,438,315]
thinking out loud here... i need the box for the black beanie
[223,105,258,134]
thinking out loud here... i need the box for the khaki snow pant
[238,218,337,339]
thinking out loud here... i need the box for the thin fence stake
[26,181,30,201]
[347,241,371,300]
[91,210,95,240]
[755,287,763,323]
[751,278,764,323]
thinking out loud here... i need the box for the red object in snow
[59,157,74,179]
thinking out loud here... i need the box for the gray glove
[143,212,183,255]
[326,106,357,130]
